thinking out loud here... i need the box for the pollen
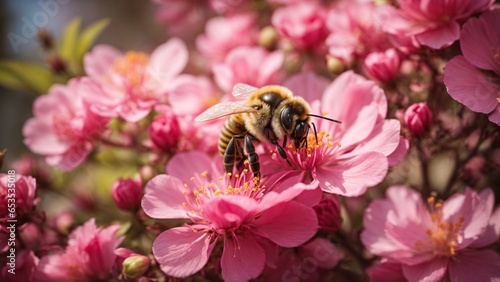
[419,199,465,257]
[200,170,208,178]
[111,51,149,87]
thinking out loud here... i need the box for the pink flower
[196,13,258,63]
[141,151,318,282]
[262,238,340,282]
[167,74,218,117]
[313,193,341,233]
[404,102,433,135]
[364,48,401,83]
[164,74,224,154]
[153,0,208,38]
[0,173,37,222]
[83,38,188,122]
[382,0,493,49]
[361,186,500,282]
[23,79,109,171]
[148,105,181,151]
[444,9,500,125]
[1,250,39,282]
[213,46,284,93]
[111,177,143,212]
[261,71,408,196]
[34,218,124,282]
[366,259,406,282]
[326,2,393,63]
[272,2,328,51]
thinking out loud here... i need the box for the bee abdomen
[218,115,247,156]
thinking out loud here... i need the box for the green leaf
[58,17,82,63]
[0,60,55,94]
[75,18,110,62]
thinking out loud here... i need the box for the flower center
[416,197,464,257]
[111,51,150,88]
[52,112,82,142]
[269,130,341,172]
[180,169,264,217]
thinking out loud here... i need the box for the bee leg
[269,138,293,168]
[223,138,238,175]
[282,135,288,149]
[243,135,260,183]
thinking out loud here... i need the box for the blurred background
[0,0,166,167]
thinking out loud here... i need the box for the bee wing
[232,83,258,98]
[195,102,256,122]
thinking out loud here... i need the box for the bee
[195,83,341,183]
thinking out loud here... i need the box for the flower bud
[404,102,433,135]
[148,106,180,151]
[122,254,151,279]
[313,194,341,233]
[111,177,142,212]
[326,55,345,75]
[364,48,400,83]
[259,25,279,50]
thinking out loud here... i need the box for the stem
[415,139,431,198]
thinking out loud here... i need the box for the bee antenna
[307,114,342,124]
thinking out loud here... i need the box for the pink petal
[415,21,460,49]
[212,64,233,92]
[166,151,215,184]
[149,37,188,81]
[283,71,329,103]
[45,142,93,171]
[442,188,490,246]
[257,50,284,86]
[153,227,212,278]
[324,82,380,147]
[460,9,500,74]
[342,119,402,159]
[23,118,68,155]
[168,75,216,116]
[367,260,406,282]
[202,196,257,229]
[444,56,498,114]
[221,236,265,282]
[258,179,317,212]
[387,137,409,166]
[315,152,388,196]
[361,198,409,256]
[251,201,317,247]
[469,206,500,248]
[84,44,121,78]
[298,238,340,269]
[141,175,190,219]
[448,249,500,282]
[402,257,448,282]
[488,106,500,126]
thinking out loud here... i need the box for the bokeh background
[0,0,166,167]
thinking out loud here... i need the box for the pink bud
[111,177,142,212]
[313,194,341,233]
[148,106,180,151]
[364,48,401,83]
[404,102,433,135]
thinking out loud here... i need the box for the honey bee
[195,83,341,183]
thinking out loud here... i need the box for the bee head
[280,99,310,148]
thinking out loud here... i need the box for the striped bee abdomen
[218,115,247,156]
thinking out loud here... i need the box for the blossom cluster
[1,0,499,281]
